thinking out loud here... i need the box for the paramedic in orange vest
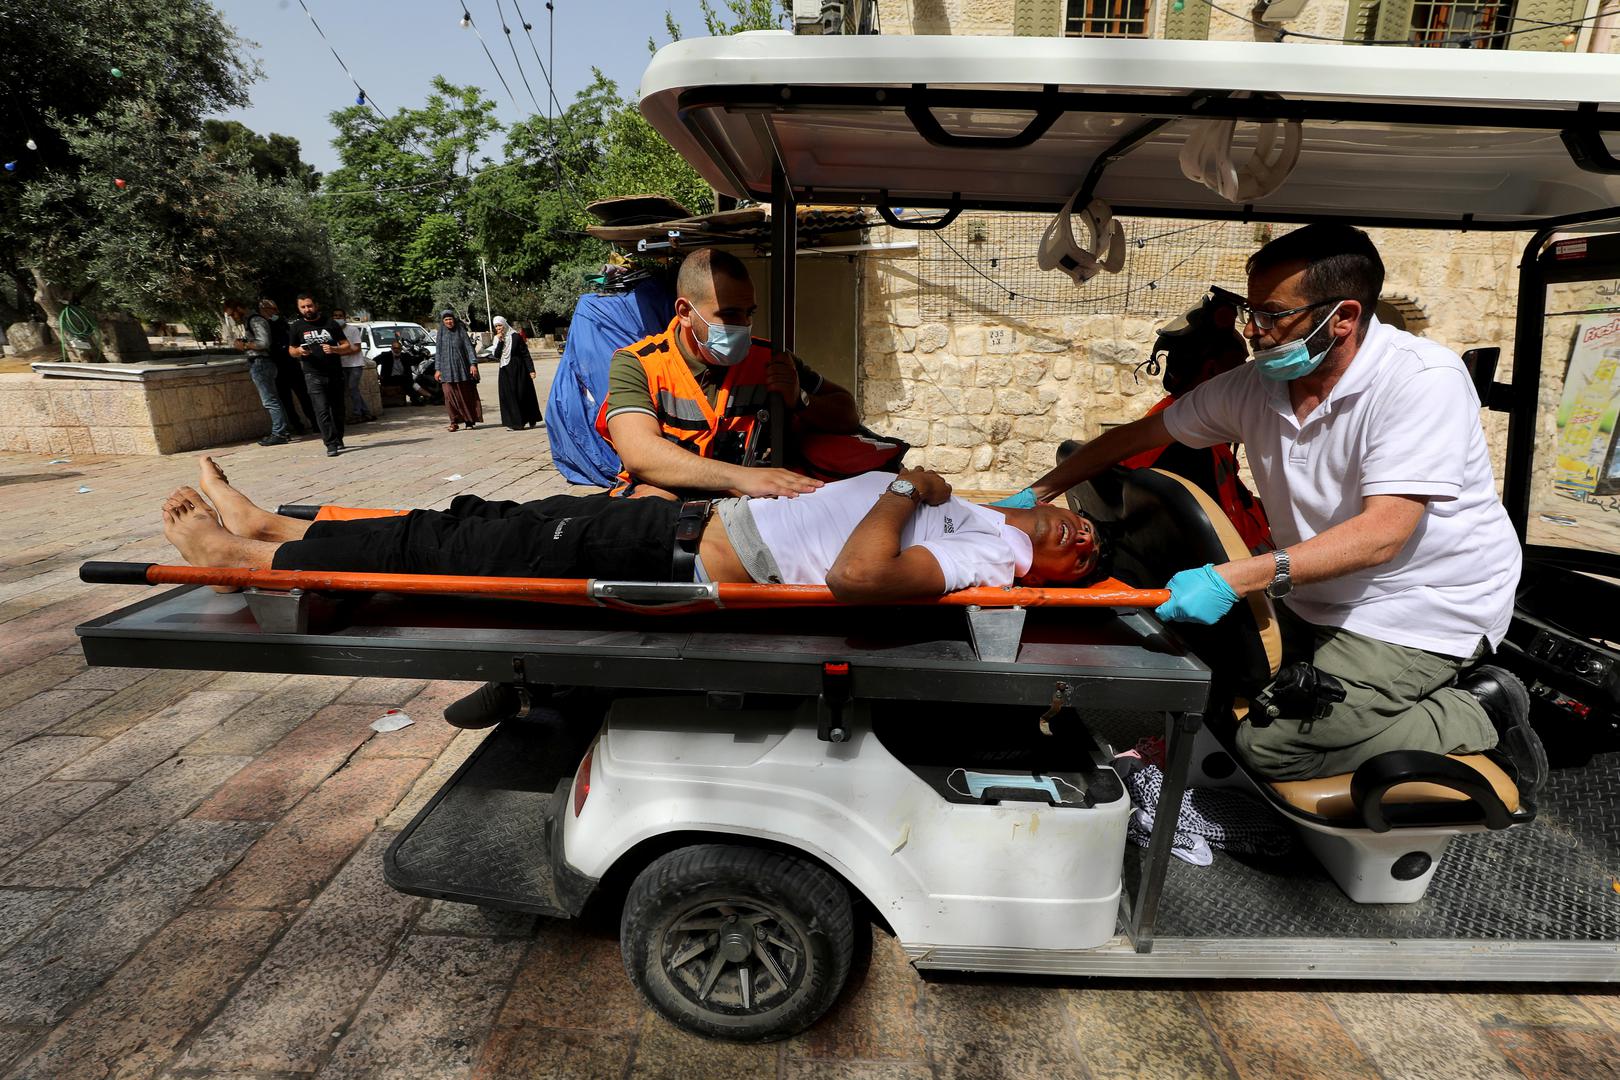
[597,247,860,499]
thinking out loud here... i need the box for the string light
[114,178,126,189]
[24,138,36,150]
[3,161,15,172]
[354,90,366,105]
[109,67,122,78]
[460,11,472,27]
[1172,0,1185,12]
[1564,32,1578,45]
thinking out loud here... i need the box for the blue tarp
[544,278,674,487]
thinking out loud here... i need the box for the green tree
[202,120,321,191]
[315,78,499,317]
[654,0,788,51]
[0,0,297,358]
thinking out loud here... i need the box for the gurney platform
[77,585,1212,713]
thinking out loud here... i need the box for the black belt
[670,499,714,582]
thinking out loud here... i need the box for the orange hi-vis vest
[595,317,775,495]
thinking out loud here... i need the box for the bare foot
[162,487,277,580]
[198,455,284,541]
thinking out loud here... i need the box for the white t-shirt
[1162,317,1521,656]
[746,472,1032,591]
[338,323,366,368]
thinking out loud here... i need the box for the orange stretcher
[83,501,1168,614]
[79,562,1168,614]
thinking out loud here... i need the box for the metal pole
[480,256,493,331]
[769,162,797,468]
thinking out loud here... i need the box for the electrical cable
[456,1,522,111]
[294,0,390,122]
[510,0,570,118]
[493,0,544,113]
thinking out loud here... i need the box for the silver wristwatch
[1264,548,1293,599]
[886,477,920,502]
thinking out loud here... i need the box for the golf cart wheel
[620,843,854,1042]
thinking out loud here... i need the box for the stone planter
[0,357,382,456]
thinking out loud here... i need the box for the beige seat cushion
[1268,755,1520,820]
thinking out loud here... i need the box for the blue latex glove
[1155,564,1239,625]
[989,486,1039,510]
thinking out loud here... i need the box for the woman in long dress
[433,309,483,431]
[491,316,543,431]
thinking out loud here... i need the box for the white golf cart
[79,35,1620,1042]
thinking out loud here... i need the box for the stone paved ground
[0,364,1617,1079]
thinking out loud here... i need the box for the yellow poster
[1554,316,1620,498]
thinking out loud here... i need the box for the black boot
[1456,665,1546,796]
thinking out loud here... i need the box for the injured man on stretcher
[162,458,1107,603]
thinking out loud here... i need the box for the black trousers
[300,358,346,451]
[271,493,683,580]
[274,359,316,432]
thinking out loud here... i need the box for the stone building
[851,0,1618,491]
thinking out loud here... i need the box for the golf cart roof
[639,34,1620,229]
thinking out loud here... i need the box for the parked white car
[354,321,434,362]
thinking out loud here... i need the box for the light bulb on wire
[25,139,36,151]
[460,11,471,27]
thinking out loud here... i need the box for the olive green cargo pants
[1235,607,1497,781]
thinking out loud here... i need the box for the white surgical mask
[691,309,752,367]
[1251,301,1344,382]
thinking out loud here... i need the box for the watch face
[888,479,917,498]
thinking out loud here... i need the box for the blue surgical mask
[691,309,752,367]
[1251,301,1344,382]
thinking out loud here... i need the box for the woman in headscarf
[433,309,483,431]
[491,315,544,431]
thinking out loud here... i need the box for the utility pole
[480,256,493,330]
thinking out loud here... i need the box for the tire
[619,843,854,1042]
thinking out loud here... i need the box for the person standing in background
[287,293,358,457]
[433,309,483,432]
[224,299,291,446]
[491,315,543,431]
[262,299,314,437]
[332,308,375,423]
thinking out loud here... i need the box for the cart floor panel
[1089,711,1620,943]
[385,719,583,915]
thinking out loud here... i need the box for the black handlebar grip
[275,504,323,520]
[80,562,155,585]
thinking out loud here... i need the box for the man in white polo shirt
[1023,223,1539,787]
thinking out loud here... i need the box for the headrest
[1072,467,1282,694]
[1038,193,1125,284]
[1178,95,1302,204]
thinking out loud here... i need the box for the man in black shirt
[286,292,359,457]
[261,299,314,437]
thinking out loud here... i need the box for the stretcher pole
[79,562,1170,613]
[768,148,795,468]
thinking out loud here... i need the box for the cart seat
[1066,463,1534,903]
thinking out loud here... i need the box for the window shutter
[1014,0,1067,34]
[1507,0,1584,49]
[1163,0,1214,39]
[1374,0,1416,43]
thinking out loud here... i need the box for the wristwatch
[1264,548,1293,599]
[886,477,920,502]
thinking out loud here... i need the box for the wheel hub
[660,899,806,1015]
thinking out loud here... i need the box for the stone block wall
[858,224,1531,491]
[0,361,383,456]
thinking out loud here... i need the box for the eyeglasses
[1237,297,1345,331]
